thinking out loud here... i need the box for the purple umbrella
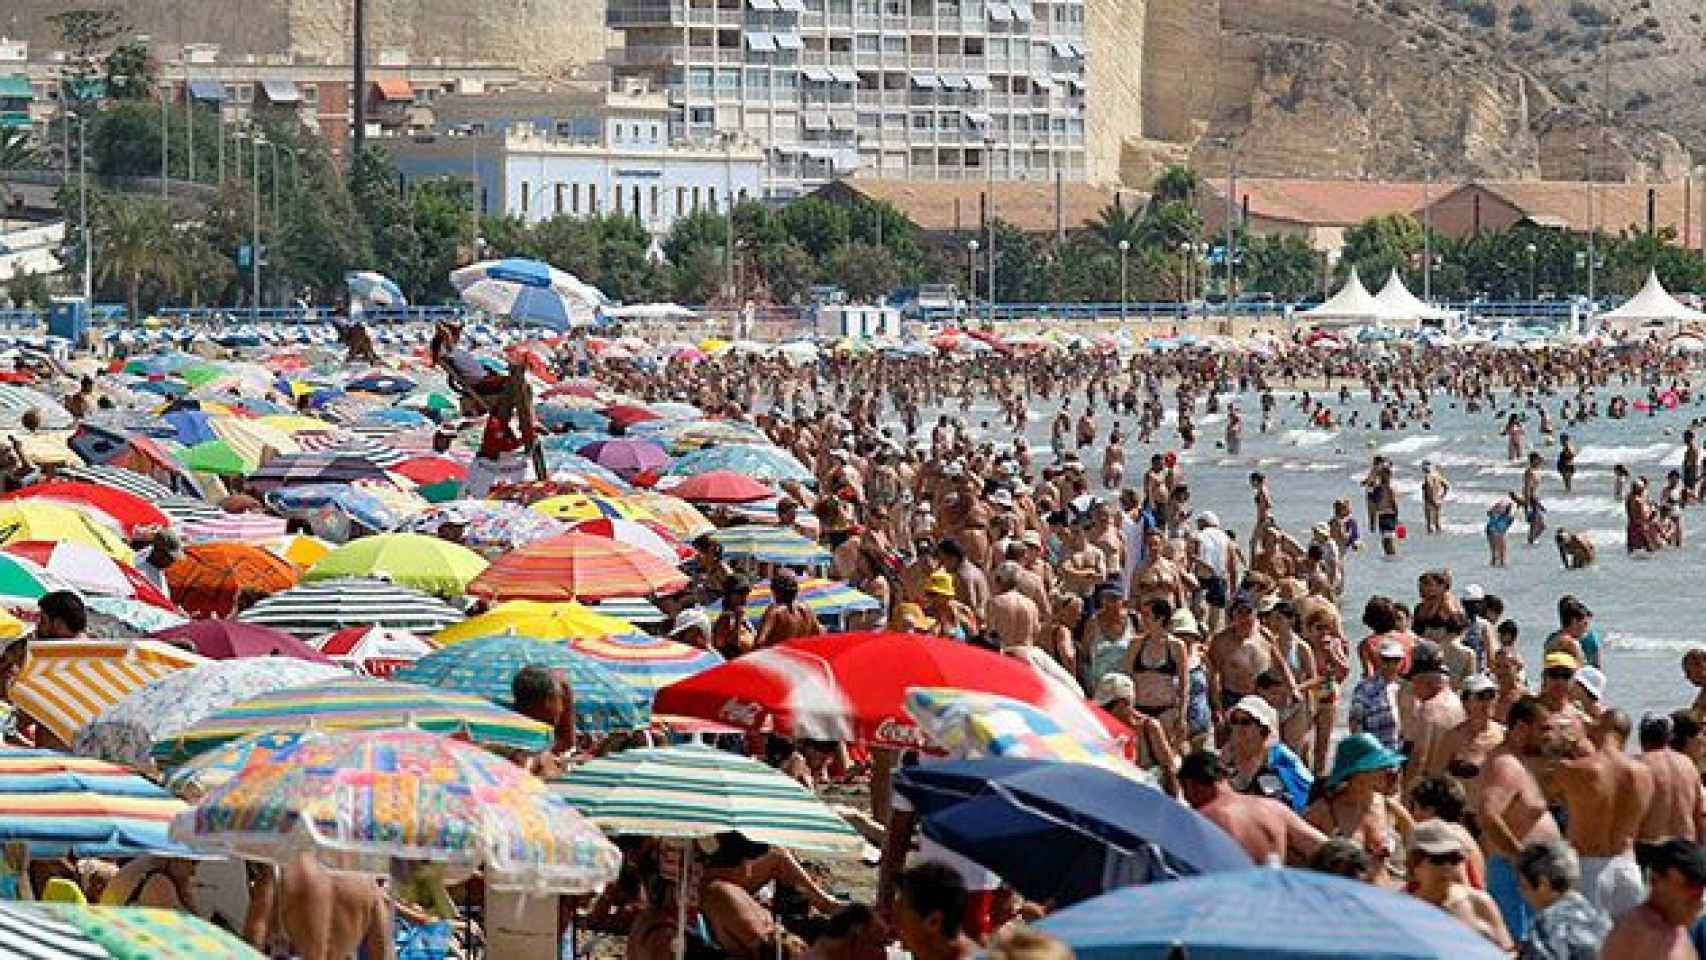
[151,619,335,664]
[577,438,671,479]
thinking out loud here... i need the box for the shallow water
[932,383,1706,719]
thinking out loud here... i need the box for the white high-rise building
[607,0,1088,198]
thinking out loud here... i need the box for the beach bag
[395,916,455,960]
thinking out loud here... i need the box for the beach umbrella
[234,578,465,638]
[394,634,649,733]
[164,543,299,618]
[553,744,863,855]
[626,493,714,540]
[344,372,417,395]
[704,577,879,622]
[432,600,636,646]
[264,482,403,534]
[65,428,204,499]
[530,492,653,523]
[565,634,722,698]
[303,532,487,598]
[0,384,71,429]
[903,688,1132,767]
[1034,866,1506,960]
[452,258,606,330]
[246,451,391,493]
[465,532,689,603]
[151,676,552,766]
[664,469,773,504]
[171,509,290,544]
[578,438,670,478]
[0,481,170,537]
[177,439,255,477]
[72,659,347,772]
[663,444,812,484]
[310,626,435,678]
[894,758,1250,906]
[257,413,335,434]
[394,500,567,554]
[346,270,406,308]
[174,730,622,894]
[292,432,408,468]
[4,542,175,611]
[602,404,661,430]
[0,750,190,858]
[568,517,692,563]
[151,620,333,664]
[0,503,134,562]
[0,903,262,958]
[58,464,179,502]
[160,730,303,798]
[262,533,333,569]
[654,632,1125,749]
[9,641,206,750]
[391,455,467,500]
[0,551,81,607]
[707,525,831,566]
[84,597,189,636]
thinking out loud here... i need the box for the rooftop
[1197,177,1457,228]
[818,177,1117,234]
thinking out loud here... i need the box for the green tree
[825,241,901,302]
[1149,165,1201,208]
[779,197,851,260]
[4,270,51,310]
[595,214,670,302]
[1242,234,1321,300]
[757,241,818,304]
[1136,201,1203,252]
[1340,214,1425,287]
[104,38,156,99]
[94,195,181,320]
[531,215,601,279]
[1043,236,1119,301]
[348,147,424,299]
[0,129,38,169]
[48,9,128,110]
[409,178,474,303]
[988,221,1047,302]
[663,209,728,266]
[673,245,725,303]
[1088,202,1143,249]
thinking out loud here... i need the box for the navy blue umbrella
[894,758,1251,907]
[1035,866,1506,960]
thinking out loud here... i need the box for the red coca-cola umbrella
[653,631,1127,749]
[1,481,171,537]
[664,469,773,504]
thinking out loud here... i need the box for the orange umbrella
[166,543,300,618]
[465,532,689,603]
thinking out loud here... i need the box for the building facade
[606,0,1088,197]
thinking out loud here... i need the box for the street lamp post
[1580,143,1595,306]
[1118,239,1130,321]
[967,239,979,310]
[1422,158,1434,303]
[78,114,90,305]
[1526,242,1538,304]
[985,137,996,327]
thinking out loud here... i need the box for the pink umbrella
[577,438,671,479]
[153,620,334,664]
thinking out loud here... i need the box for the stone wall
[1138,0,1220,143]
[1083,0,1143,185]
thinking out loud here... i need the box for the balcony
[607,45,690,66]
[608,3,686,26]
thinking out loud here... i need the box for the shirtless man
[1475,696,1564,943]
[1540,710,1653,921]
[1178,750,1324,864]
[1397,649,1466,789]
[1636,714,1706,856]
[1420,461,1450,536]
[276,852,392,960]
[1056,518,1109,600]
[1555,528,1597,570]
[1249,472,1273,552]
[937,472,992,569]
[1600,839,1706,960]
[753,571,823,648]
[1409,820,1514,950]
[985,563,1040,649]
[1207,595,1294,730]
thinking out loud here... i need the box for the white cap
[1094,672,1135,707]
[1463,673,1497,695]
[1232,695,1278,733]
[1197,511,1220,528]
[670,608,712,636]
[1463,584,1486,602]
[1378,638,1406,659]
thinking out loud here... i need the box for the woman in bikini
[1306,734,1414,888]
[1298,598,1352,776]
[1123,596,1192,747]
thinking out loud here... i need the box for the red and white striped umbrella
[3,540,176,611]
[311,626,437,678]
[568,518,693,563]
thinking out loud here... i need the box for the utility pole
[79,114,90,305]
[160,69,168,205]
[252,132,262,319]
[1422,159,1433,302]
[1224,141,1238,319]
[353,0,368,163]
[985,137,995,326]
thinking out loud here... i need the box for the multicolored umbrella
[264,483,403,535]
[568,517,692,563]
[529,493,653,523]
[466,532,689,602]
[707,525,832,566]
[0,749,189,857]
[246,452,391,493]
[310,626,436,678]
[1,903,264,958]
[394,500,568,555]
[4,541,175,611]
[903,688,1131,767]
[663,444,812,485]
[0,503,134,562]
[704,577,880,622]
[65,429,204,499]
[626,493,715,540]
[0,551,81,607]
[432,600,636,646]
[11,641,206,748]
[552,745,862,855]
[174,729,622,892]
[160,730,300,798]
[302,532,487,598]
[565,634,723,698]
[663,469,774,504]
[164,543,300,618]
[73,659,348,772]
[151,677,552,766]
[654,631,1127,749]
[151,620,333,664]
[0,481,171,537]
[452,258,607,330]
[394,634,649,733]
[235,578,465,638]
[85,597,190,636]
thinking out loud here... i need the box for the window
[554,184,564,215]
[911,113,930,129]
[709,186,718,210]
[855,34,879,53]
[884,112,905,130]
[746,68,771,91]
[590,183,599,212]
[689,67,714,90]
[633,185,643,218]
[717,69,740,92]
[572,183,582,214]
[882,36,905,54]
[651,185,660,218]
[520,181,530,214]
[614,186,623,215]
[692,186,702,211]
[677,187,687,215]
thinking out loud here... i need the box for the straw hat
[925,570,956,597]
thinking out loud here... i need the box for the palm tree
[1089,202,1143,249]
[1149,165,1202,209]
[94,196,181,321]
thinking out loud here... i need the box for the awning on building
[828,67,858,83]
[965,111,992,125]
[772,32,804,49]
[1009,2,1034,20]
[938,75,967,89]
[910,74,939,88]
[259,78,302,103]
[775,0,806,12]
[187,78,226,103]
[1030,75,1055,90]
[1050,39,1074,57]
[986,3,1011,19]
[0,75,32,100]
[748,0,780,9]
[802,67,833,82]
[964,75,992,90]
[372,78,414,101]
[745,31,777,50]
[802,148,834,161]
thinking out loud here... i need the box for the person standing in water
[1557,434,1578,494]
[1421,461,1451,536]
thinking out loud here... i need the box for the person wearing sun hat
[1305,733,1407,882]
[921,569,978,643]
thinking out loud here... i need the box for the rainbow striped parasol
[0,750,189,857]
[465,532,689,603]
[565,634,724,698]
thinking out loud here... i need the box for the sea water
[934,385,1706,718]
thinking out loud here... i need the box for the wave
[1279,428,1338,449]
[1602,632,1701,654]
[1571,443,1676,466]
[1538,496,1623,517]
[1378,436,1446,456]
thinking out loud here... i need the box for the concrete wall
[1083,0,1142,185]
[502,152,764,235]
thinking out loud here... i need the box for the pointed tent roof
[1299,267,1411,326]
[1374,270,1457,321]
[1597,270,1706,324]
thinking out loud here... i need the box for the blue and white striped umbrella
[450,259,608,331]
[346,271,406,309]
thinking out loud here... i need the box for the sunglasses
[1542,668,1576,682]
[1422,852,1465,866]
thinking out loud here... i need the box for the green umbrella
[178,439,254,477]
[177,363,228,389]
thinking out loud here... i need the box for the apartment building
[606,0,1088,197]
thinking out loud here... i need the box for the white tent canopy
[1299,267,1414,327]
[1597,270,1706,328]
[1373,270,1457,322]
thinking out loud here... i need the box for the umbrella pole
[674,842,691,960]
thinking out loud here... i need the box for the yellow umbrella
[0,503,134,562]
[258,414,335,434]
[698,337,732,355]
[262,534,332,569]
[10,640,205,746]
[530,494,656,524]
[625,492,715,540]
[304,533,488,598]
[432,600,636,645]
[0,608,26,640]
[208,416,300,466]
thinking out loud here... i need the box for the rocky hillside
[1119,0,1704,187]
